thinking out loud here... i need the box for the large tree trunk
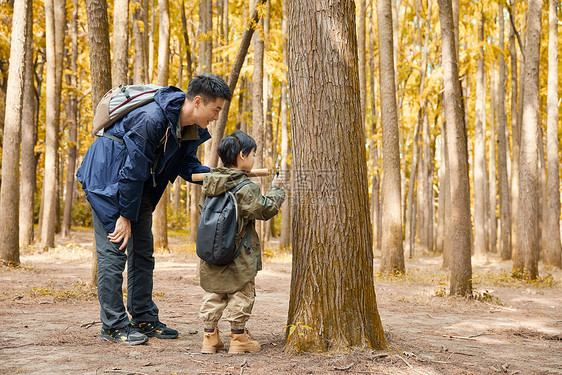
[285,0,386,352]
[497,4,512,261]
[438,0,472,296]
[378,0,404,274]
[153,0,170,251]
[86,0,112,285]
[19,8,37,248]
[112,0,129,86]
[41,0,66,249]
[0,0,32,264]
[516,0,542,280]
[62,0,79,238]
[545,0,561,268]
[474,11,487,260]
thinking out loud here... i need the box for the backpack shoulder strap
[230,179,252,194]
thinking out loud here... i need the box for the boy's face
[184,95,225,129]
[238,149,256,172]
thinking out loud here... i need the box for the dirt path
[1,228,561,374]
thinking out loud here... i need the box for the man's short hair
[186,74,232,102]
[217,130,257,168]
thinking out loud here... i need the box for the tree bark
[112,0,129,86]
[516,0,542,280]
[285,0,386,352]
[19,7,37,248]
[41,0,66,249]
[438,0,472,296]
[545,0,561,268]
[474,10,488,260]
[62,0,79,238]
[153,0,170,251]
[0,0,32,264]
[378,0,404,274]
[358,0,366,127]
[497,4,512,261]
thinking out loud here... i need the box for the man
[77,74,231,345]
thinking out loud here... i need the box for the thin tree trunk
[112,0,129,86]
[153,0,170,251]
[62,0,79,238]
[181,0,193,80]
[438,0,472,296]
[545,0,561,268]
[85,0,112,285]
[198,0,212,74]
[498,4,512,261]
[132,0,146,83]
[147,0,154,83]
[41,0,66,249]
[369,2,381,251]
[406,121,421,258]
[512,0,526,270]
[474,10,487,260]
[422,114,433,253]
[517,0,542,280]
[285,0,386,352]
[0,0,32,264]
[489,69,497,254]
[279,0,290,249]
[378,0,404,274]
[19,9,37,248]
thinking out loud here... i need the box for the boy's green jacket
[199,167,286,294]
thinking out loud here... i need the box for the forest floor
[1,228,561,375]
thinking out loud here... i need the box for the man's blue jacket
[76,86,210,234]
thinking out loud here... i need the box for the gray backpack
[92,84,161,137]
[196,180,253,266]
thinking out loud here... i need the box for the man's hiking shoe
[131,320,178,339]
[99,325,148,345]
[228,329,260,354]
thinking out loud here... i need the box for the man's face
[192,96,225,129]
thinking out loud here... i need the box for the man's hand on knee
[108,216,132,250]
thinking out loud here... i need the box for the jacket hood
[154,86,186,127]
[202,167,248,197]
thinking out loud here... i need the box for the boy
[198,130,285,354]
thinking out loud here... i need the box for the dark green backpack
[196,180,252,266]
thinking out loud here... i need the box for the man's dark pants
[92,197,159,330]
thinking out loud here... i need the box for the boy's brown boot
[228,329,261,354]
[201,328,225,353]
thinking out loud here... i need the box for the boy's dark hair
[217,130,257,168]
[186,74,232,102]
